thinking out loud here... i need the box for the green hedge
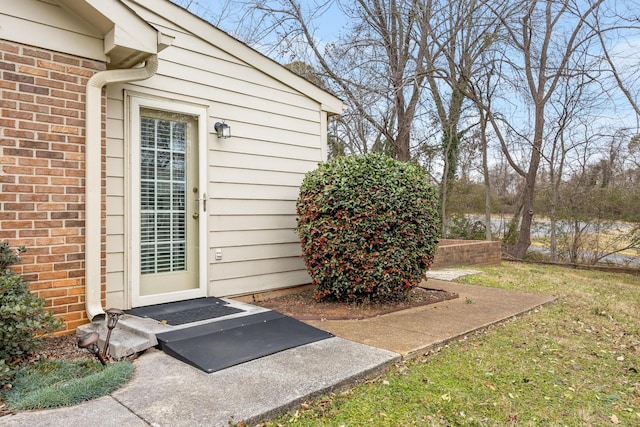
[296,153,440,302]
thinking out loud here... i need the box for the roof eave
[129,0,344,114]
[58,0,173,68]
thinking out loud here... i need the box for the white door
[129,96,208,307]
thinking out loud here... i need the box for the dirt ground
[38,334,93,362]
[252,285,458,320]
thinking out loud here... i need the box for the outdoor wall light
[214,121,231,139]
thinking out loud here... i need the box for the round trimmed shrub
[296,153,440,302]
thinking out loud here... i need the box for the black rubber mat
[125,297,244,325]
[156,310,334,373]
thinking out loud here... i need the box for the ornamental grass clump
[296,153,440,302]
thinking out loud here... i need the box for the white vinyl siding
[0,0,106,62]
[209,270,313,297]
[101,2,335,304]
[106,87,127,308]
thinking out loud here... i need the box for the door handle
[193,212,199,220]
[195,193,207,212]
[194,191,206,215]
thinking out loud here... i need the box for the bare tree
[420,0,508,235]
[551,130,640,265]
[483,0,606,258]
[191,1,515,240]
[171,0,253,35]
[591,1,640,119]
[174,0,640,260]
[475,79,497,241]
[243,1,506,169]
[464,26,511,241]
[244,0,435,161]
[541,50,606,261]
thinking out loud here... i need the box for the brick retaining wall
[432,239,502,269]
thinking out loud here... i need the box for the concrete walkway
[0,271,555,427]
[305,278,555,358]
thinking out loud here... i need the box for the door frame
[127,93,208,307]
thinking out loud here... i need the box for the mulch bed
[253,285,458,320]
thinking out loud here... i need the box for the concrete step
[76,317,159,360]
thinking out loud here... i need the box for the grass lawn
[259,262,640,426]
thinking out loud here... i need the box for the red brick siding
[432,239,502,269]
[0,40,107,334]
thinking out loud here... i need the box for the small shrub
[0,241,62,385]
[296,153,440,302]
[445,213,486,240]
[0,240,26,271]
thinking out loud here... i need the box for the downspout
[85,55,158,321]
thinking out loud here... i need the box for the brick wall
[0,40,106,334]
[432,239,502,269]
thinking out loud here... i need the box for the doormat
[125,297,244,325]
[155,310,334,373]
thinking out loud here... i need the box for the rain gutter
[85,55,158,320]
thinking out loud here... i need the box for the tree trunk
[570,220,581,263]
[439,130,452,237]
[395,111,411,162]
[548,153,557,262]
[549,205,557,262]
[481,112,492,241]
[510,105,545,259]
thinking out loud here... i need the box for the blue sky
[173,0,638,134]
[172,0,347,45]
